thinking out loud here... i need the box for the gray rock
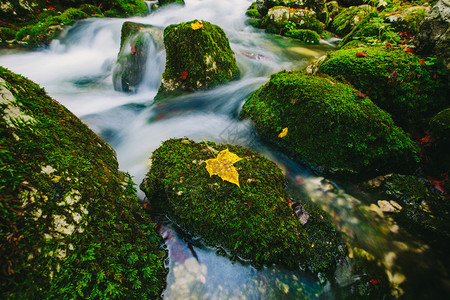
[414,0,450,69]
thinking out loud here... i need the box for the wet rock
[155,20,239,100]
[113,21,164,93]
[140,138,346,275]
[240,71,419,176]
[414,0,450,69]
[263,6,325,34]
[0,66,167,298]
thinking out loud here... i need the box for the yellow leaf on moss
[278,127,288,138]
[205,149,243,187]
[191,21,203,30]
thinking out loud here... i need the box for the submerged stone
[155,20,239,100]
[140,138,345,275]
[240,71,420,176]
[317,47,450,131]
[113,21,164,93]
[0,66,167,298]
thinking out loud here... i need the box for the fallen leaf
[205,148,244,187]
[370,279,380,285]
[404,47,414,54]
[180,71,188,80]
[278,127,288,138]
[419,135,432,145]
[356,51,367,57]
[191,21,203,30]
[353,91,367,98]
[428,175,448,194]
[131,44,137,56]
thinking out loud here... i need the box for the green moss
[240,71,420,176]
[158,0,185,6]
[155,20,239,100]
[329,5,374,37]
[430,108,450,142]
[246,2,262,18]
[284,29,320,44]
[0,27,17,43]
[262,6,326,34]
[318,47,449,131]
[0,66,167,298]
[140,138,345,274]
[79,4,103,17]
[390,7,428,35]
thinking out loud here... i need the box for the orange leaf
[191,21,203,30]
[356,52,367,57]
[180,71,188,80]
[278,127,288,138]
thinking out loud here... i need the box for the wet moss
[140,138,345,275]
[158,0,185,6]
[240,71,420,176]
[246,2,262,18]
[155,20,239,101]
[284,29,320,44]
[317,46,449,132]
[0,66,167,298]
[329,5,374,37]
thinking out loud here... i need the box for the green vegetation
[317,47,449,131]
[0,66,167,298]
[158,0,185,6]
[285,29,320,44]
[155,20,239,100]
[240,71,420,176]
[246,2,261,18]
[140,138,345,274]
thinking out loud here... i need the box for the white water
[1,0,448,298]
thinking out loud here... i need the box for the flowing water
[1,0,449,298]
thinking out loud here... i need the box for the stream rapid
[1,0,448,298]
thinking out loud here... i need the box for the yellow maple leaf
[205,148,243,187]
[278,127,288,138]
[191,21,203,30]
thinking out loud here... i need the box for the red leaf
[386,43,392,48]
[180,71,188,80]
[404,47,414,54]
[419,135,432,145]
[356,51,367,57]
[418,59,426,64]
[428,176,448,194]
[131,44,137,56]
[353,91,367,98]
[370,279,380,285]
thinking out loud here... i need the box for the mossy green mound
[140,138,345,274]
[284,29,320,44]
[0,66,167,298]
[262,6,326,34]
[158,0,185,6]
[329,5,373,37]
[155,20,239,101]
[317,47,449,131]
[240,71,420,176]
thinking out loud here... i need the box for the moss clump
[383,174,450,250]
[262,6,326,34]
[0,27,17,43]
[140,138,345,274]
[317,47,449,131]
[155,20,239,101]
[240,71,420,176]
[284,29,320,44]
[246,2,262,18]
[158,0,185,6]
[329,5,374,37]
[79,4,103,17]
[0,66,167,298]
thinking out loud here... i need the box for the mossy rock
[383,174,450,251]
[140,138,345,275]
[240,71,420,176]
[284,29,320,43]
[246,2,262,18]
[0,27,17,43]
[385,6,429,35]
[425,108,450,174]
[329,5,374,37]
[0,66,167,298]
[317,47,449,131]
[262,6,326,34]
[79,4,103,17]
[155,20,239,101]
[113,22,164,93]
[158,0,185,6]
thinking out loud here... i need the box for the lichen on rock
[154,20,239,101]
[140,138,345,275]
[0,66,167,298]
[240,71,420,176]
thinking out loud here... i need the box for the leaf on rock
[180,71,188,80]
[205,148,244,187]
[278,127,288,138]
[191,21,203,30]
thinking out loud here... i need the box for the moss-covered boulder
[240,71,420,176]
[262,6,326,34]
[317,47,449,131]
[385,6,429,35]
[113,22,164,93]
[158,0,185,6]
[424,108,450,174]
[155,20,239,101]
[0,66,167,298]
[140,138,345,275]
[329,5,373,37]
